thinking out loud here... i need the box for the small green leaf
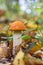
[22,35,31,40]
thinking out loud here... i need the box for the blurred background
[0,0,43,35]
[0,0,43,20]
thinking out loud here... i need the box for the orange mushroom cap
[9,21,27,31]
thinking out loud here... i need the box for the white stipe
[13,32,22,55]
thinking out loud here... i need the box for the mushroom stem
[13,31,22,55]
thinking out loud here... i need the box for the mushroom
[9,20,26,54]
